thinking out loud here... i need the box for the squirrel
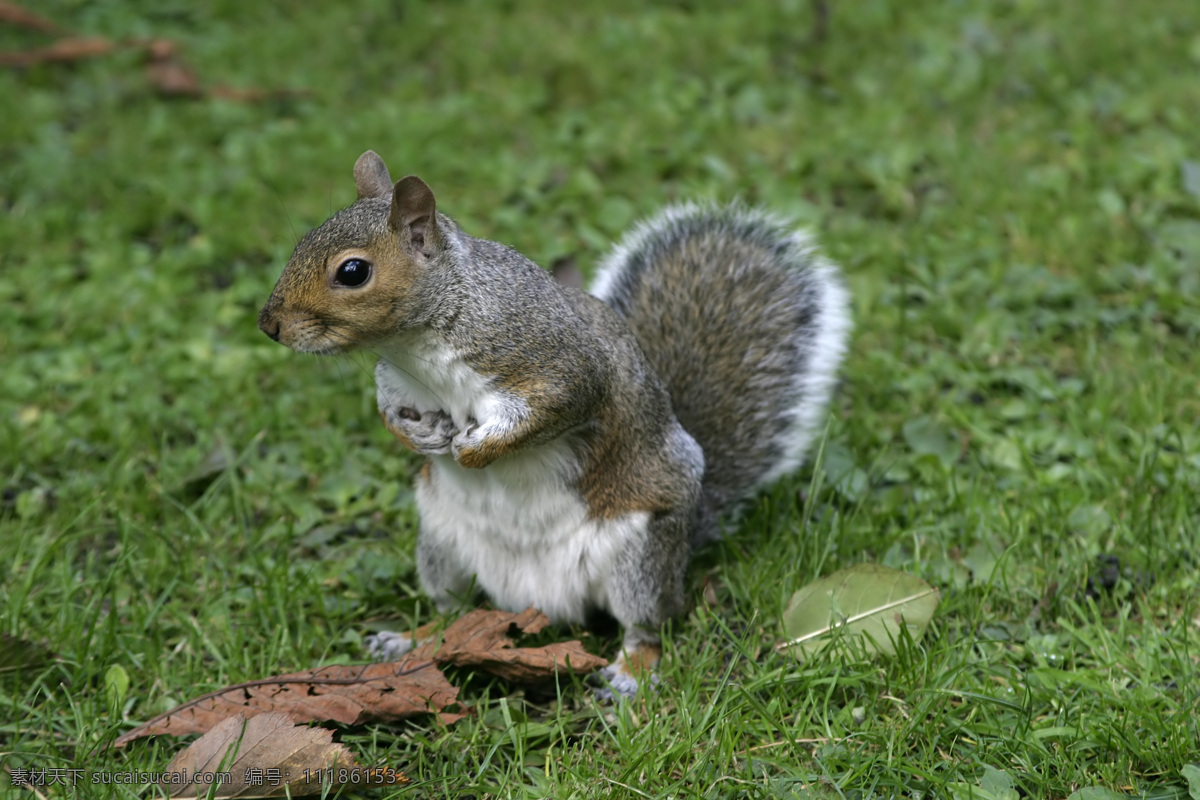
[258,151,851,697]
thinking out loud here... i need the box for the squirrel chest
[374,332,650,623]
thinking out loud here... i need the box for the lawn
[2,1,1199,798]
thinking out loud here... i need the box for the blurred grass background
[2,1,1199,798]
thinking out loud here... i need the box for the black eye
[334,258,372,287]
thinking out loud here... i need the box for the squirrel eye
[334,258,372,287]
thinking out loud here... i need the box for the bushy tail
[591,203,851,537]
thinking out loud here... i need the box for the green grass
[3,0,1200,797]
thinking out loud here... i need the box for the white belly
[417,437,649,623]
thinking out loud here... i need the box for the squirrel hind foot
[592,640,663,701]
[592,663,662,701]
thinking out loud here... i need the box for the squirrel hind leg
[593,630,662,701]
[594,502,691,698]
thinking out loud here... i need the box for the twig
[775,588,939,651]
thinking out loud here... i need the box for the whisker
[261,170,299,245]
[331,351,356,392]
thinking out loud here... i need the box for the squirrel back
[592,204,851,539]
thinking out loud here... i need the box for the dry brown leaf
[144,37,202,97]
[0,36,114,66]
[445,640,610,682]
[700,574,724,608]
[138,37,303,102]
[413,607,608,682]
[146,60,202,96]
[0,25,298,104]
[0,2,60,32]
[411,606,550,660]
[112,658,462,747]
[113,608,605,747]
[161,712,407,798]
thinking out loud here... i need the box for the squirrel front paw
[381,406,457,455]
[449,418,488,466]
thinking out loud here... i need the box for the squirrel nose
[258,310,281,341]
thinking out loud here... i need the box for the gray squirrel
[258,151,851,696]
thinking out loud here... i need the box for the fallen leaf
[1065,788,1133,800]
[113,608,605,747]
[412,606,607,682]
[112,658,462,747]
[0,36,114,66]
[778,564,940,658]
[0,25,300,104]
[161,712,406,798]
[1182,764,1200,800]
[441,640,608,682]
[145,38,202,97]
[700,574,724,608]
[0,2,60,32]
[946,765,1019,800]
[138,36,300,102]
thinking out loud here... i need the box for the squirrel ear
[354,150,393,200]
[390,175,440,252]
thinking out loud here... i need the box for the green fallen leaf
[980,766,1019,799]
[947,766,1018,800]
[1182,763,1200,800]
[1066,787,1129,800]
[106,663,131,709]
[779,564,940,658]
[946,783,1017,800]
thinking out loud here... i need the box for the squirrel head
[258,150,449,354]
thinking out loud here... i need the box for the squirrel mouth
[291,336,355,356]
[274,325,359,356]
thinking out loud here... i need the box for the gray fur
[274,185,704,630]
[416,523,476,611]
